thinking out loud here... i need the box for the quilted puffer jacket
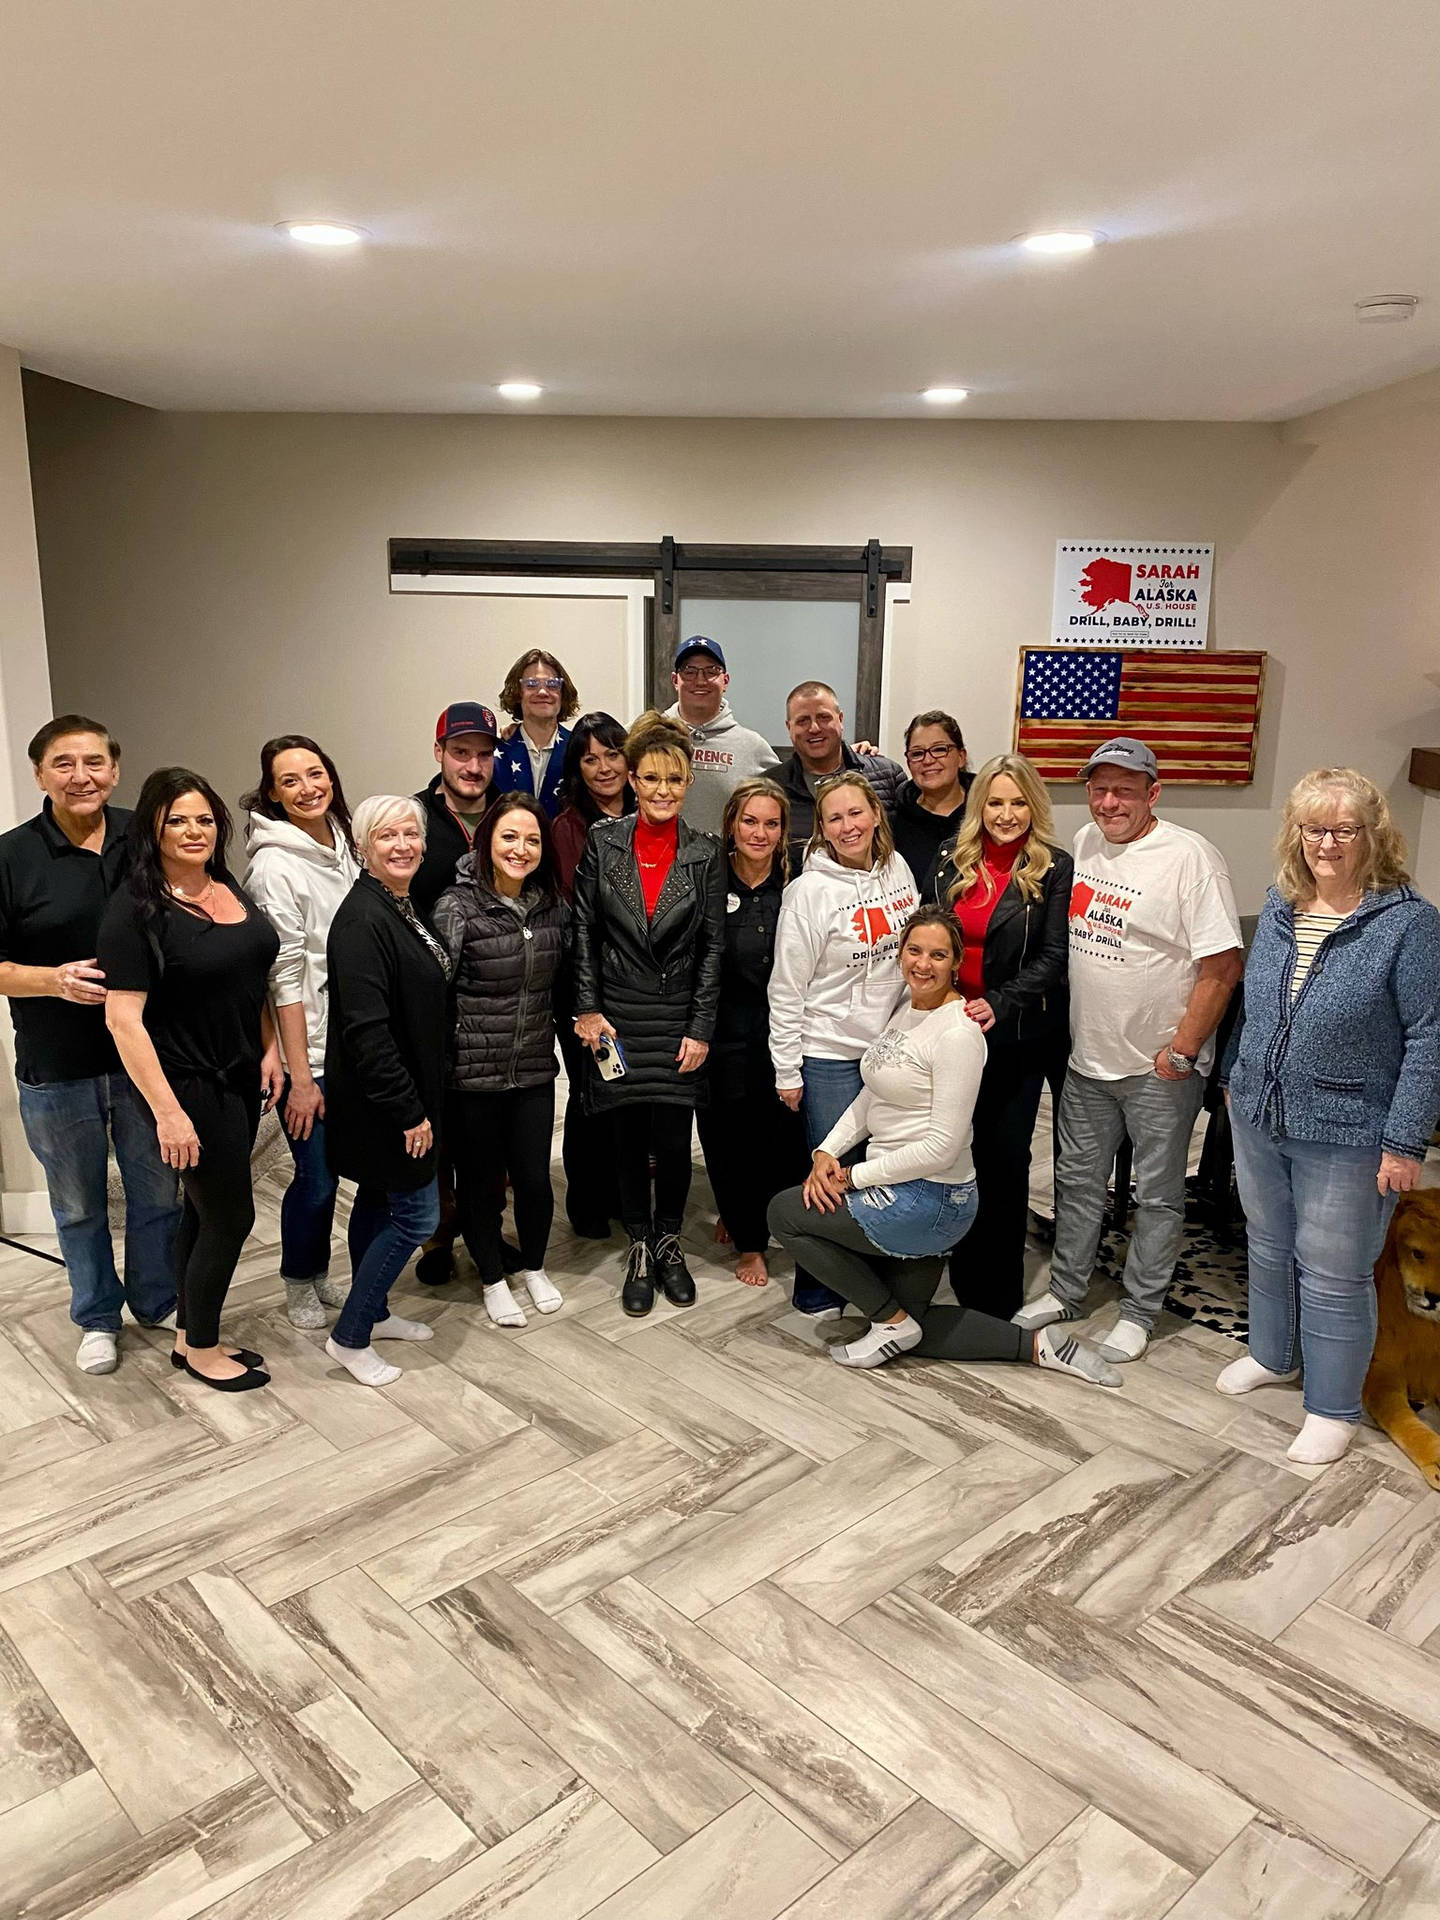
[571,813,726,1111]
[432,859,568,1092]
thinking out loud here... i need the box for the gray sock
[1034,1326,1122,1389]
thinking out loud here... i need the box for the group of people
[4,635,1438,1471]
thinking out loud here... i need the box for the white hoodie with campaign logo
[768,847,918,1089]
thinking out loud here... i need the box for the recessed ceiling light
[921,387,969,404]
[1355,294,1419,324]
[277,221,367,247]
[496,381,543,401]
[1020,231,1098,256]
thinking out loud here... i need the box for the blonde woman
[1217,769,1440,1466]
[572,712,726,1317]
[932,753,1072,1318]
[695,778,812,1288]
[769,772,917,1313]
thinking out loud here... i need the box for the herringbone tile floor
[2,1126,1439,1919]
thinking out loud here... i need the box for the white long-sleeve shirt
[820,998,987,1188]
[768,847,918,1088]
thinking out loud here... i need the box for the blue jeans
[18,1071,181,1331]
[333,1179,441,1349]
[279,1078,339,1280]
[1230,1108,1395,1421]
[849,1179,978,1259]
[796,1057,865,1313]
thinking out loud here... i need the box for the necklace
[171,876,217,910]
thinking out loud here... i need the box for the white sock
[519,1269,563,1314]
[1216,1353,1301,1396]
[1012,1291,1080,1331]
[483,1281,527,1328]
[831,1313,923,1369]
[1098,1320,1149,1363]
[324,1337,401,1387]
[370,1314,434,1341]
[1287,1414,1355,1465]
[1034,1326,1122,1388]
[76,1330,119,1375]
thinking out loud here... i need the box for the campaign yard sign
[1051,540,1213,649]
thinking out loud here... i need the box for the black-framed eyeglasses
[677,664,725,683]
[1299,824,1362,845]
[907,744,958,764]
[521,677,564,692]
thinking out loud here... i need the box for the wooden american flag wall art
[1013,647,1267,786]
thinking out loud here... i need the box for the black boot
[651,1229,696,1307]
[621,1236,655,1317]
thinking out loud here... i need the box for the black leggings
[696,1087,810,1254]
[449,1083,556,1285]
[615,1102,693,1240]
[767,1186,1028,1362]
[558,1026,621,1231]
[172,1074,259,1349]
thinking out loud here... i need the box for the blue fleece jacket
[1226,884,1440,1161]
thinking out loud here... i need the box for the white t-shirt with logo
[1067,819,1241,1080]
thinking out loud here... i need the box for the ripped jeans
[848,1177,978,1259]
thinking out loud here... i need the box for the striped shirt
[1291,908,1345,1000]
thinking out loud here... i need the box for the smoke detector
[1355,295,1420,324]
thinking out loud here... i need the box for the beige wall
[23,371,1440,912]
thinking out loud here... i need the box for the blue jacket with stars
[492,725,571,819]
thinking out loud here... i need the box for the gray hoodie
[242,812,360,1073]
[664,699,780,838]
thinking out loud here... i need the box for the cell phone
[594,1035,628,1081]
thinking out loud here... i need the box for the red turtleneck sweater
[952,833,1024,999]
[634,816,679,917]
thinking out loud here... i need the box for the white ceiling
[5,0,1440,419]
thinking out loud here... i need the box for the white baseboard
[2,1189,56,1235]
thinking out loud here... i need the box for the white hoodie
[242,813,360,1073]
[768,847,918,1090]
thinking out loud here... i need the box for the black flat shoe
[171,1347,264,1371]
[415,1245,456,1286]
[182,1359,271,1392]
[621,1239,655,1317]
[651,1232,696,1307]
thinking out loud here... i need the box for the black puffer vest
[432,860,568,1091]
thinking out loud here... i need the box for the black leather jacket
[932,842,1073,1047]
[571,815,726,1108]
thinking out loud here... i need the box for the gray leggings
[768,1187,1029,1362]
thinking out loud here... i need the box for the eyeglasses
[1299,824,1362,845]
[635,772,687,790]
[907,744,958,764]
[677,665,724,683]
[521,677,563,692]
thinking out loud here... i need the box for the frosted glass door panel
[679,599,858,745]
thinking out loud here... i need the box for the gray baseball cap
[1079,736,1159,782]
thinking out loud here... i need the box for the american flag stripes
[1014,648,1266,785]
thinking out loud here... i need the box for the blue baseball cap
[434,702,499,744]
[674,635,726,670]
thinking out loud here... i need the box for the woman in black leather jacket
[933,754,1071,1318]
[572,712,726,1317]
[695,779,813,1290]
[434,795,568,1328]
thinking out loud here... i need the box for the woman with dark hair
[99,768,282,1391]
[492,650,581,819]
[769,908,1117,1388]
[695,778,812,1289]
[573,711,726,1316]
[889,711,973,897]
[551,713,631,1236]
[552,712,635,902]
[434,794,569,1326]
[241,735,359,1328]
[933,753,1072,1320]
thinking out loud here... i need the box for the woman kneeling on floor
[768,907,1119,1385]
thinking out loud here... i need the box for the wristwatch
[1165,1046,1197,1076]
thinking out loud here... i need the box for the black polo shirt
[0,802,132,1084]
